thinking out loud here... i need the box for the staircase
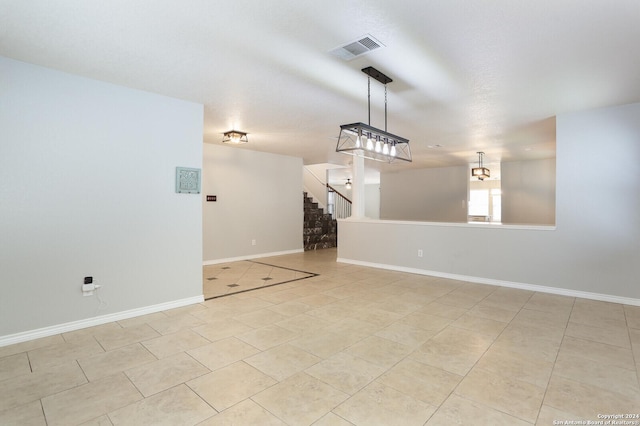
[303,192,337,251]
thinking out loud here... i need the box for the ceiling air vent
[330,34,385,60]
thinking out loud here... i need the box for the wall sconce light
[222,130,248,144]
[345,179,352,189]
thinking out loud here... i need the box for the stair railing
[327,184,351,219]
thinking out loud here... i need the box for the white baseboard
[0,295,204,348]
[337,257,640,307]
[203,249,304,266]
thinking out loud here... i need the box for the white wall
[0,57,204,338]
[365,184,380,219]
[501,158,556,225]
[202,144,303,262]
[338,102,640,301]
[380,166,468,222]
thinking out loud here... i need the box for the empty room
[1,1,639,425]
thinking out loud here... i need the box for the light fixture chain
[384,84,388,132]
[367,76,371,126]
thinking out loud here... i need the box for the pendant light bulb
[375,137,382,153]
[390,144,397,157]
[366,134,374,151]
[382,141,389,155]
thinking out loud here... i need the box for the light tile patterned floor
[1,248,640,425]
[203,260,317,299]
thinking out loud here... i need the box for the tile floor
[1,248,639,425]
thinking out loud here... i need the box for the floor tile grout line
[623,307,640,390]
[37,399,48,426]
[247,259,320,276]
[532,294,576,425]
[445,393,536,425]
[27,350,34,373]
[248,394,292,425]
[183,379,221,418]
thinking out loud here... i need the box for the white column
[351,154,366,219]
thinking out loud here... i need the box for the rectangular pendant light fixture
[336,67,411,163]
[337,122,412,162]
[471,151,490,180]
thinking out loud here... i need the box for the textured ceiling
[2,0,639,177]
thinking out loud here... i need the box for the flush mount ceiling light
[336,67,411,163]
[222,130,248,144]
[472,151,490,180]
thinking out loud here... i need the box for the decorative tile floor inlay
[203,260,318,300]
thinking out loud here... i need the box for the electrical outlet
[82,276,96,296]
[252,239,256,246]
[417,249,423,257]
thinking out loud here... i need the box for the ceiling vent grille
[330,34,385,60]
